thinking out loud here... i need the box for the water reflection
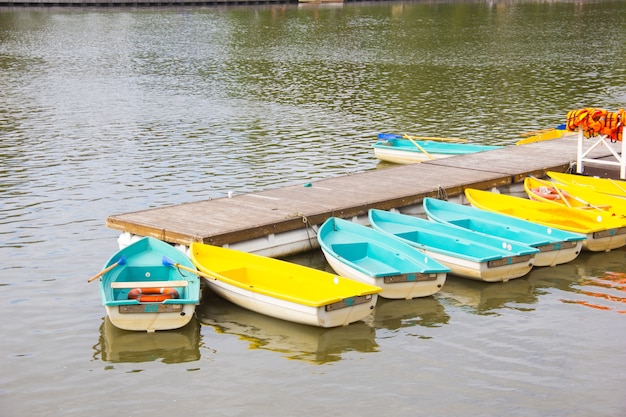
[196,288,378,364]
[371,296,449,330]
[436,276,536,315]
[555,248,626,313]
[94,317,201,364]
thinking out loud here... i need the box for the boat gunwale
[367,209,539,263]
[190,242,381,308]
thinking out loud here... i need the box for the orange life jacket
[566,108,623,141]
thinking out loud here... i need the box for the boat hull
[190,243,380,328]
[368,209,538,282]
[104,304,197,332]
[423,197,584,267]
[416,248,533,282]
[317,217,449,299]
[465,188,626,252]
[205,278,378,328]
[373,137,499,164]
[548,171,626,198]
[524,176,626,216]
[374,146,457,164]
[321,247,447,299]
[98,237,201,332]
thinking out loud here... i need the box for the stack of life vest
[566,108,624,142]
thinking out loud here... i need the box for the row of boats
[89,171,626,333]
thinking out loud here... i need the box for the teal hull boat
[423,197,584,267]
[374,133,500,164]
[318,217,449,299]
[94,236,201,332]
[368,209,539,282]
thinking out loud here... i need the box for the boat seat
[111,280,189,288]
[332,242,368,261]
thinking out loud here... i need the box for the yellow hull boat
[524,176,626,217]
[547,171,626,199]
[190,243,380,328]
[464,188,626,252]
[515,128,574,145]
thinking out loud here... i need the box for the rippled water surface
[1,1,626,416]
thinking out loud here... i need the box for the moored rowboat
[423,197,584,267]
[373,133,499,164]
[524,176,626,217]
[317,217,449,300]
[547,171,626,199]
[465,188,626,252]
[190,243,380,328]
[92,236,201,332]
[368,209,539,282]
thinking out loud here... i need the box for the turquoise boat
[317,217,449,299]
[91,236,201,332]
[373,133,500,164]
[423,197,585,267]
[368,209,539,282]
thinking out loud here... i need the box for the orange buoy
[128,287,179,302]
[531,186,560,200]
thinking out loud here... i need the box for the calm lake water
[1,1,626,416]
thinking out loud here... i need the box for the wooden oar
[403,134,468,143]
[608,178,626,194]
[403,134,435,160]
[535,178,611,211]
[87,256,126,283]
[162,256,215,280]
[532,176,607,211]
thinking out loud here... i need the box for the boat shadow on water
[436,247,626,315]
[93,317,201,364]
[530,248,626,313]
[370,296,450,330]
[196,287,378,365]
[435,276,537,315]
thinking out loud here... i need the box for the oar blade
[87,255,127,283]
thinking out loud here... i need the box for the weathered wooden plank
[106,137,617,247]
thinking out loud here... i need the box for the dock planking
[106,137,618,249]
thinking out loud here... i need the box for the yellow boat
[524,176,626,217]
[547,171,626,199]
[189,243,381,328]
[515,128,575,145]
[464,188,626,252]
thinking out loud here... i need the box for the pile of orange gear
[566,108,624,142]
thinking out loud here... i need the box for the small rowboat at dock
[373,133,499,164]
[547,171,626,199]
[190,242,380,328]
[524,176,626,217]
[90,236,201,332]
[317,217,449,300]
[368,209,539,282]
[423,197,584,267]
[465,188,626,252]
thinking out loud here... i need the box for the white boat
[317,217,449,300]
[91,236,201,332]
[373,133,499,164]
[190,242,381,328]
[423,197,584,267]
[368,209,539,282]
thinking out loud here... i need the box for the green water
[1,1,625,416]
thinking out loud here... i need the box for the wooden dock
[106,136,621,257]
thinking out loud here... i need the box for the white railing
[576,126,625,179]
